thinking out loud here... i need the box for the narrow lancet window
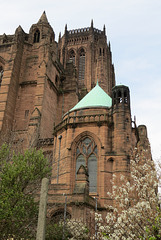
[69,50,75,65]
[78,48,85,83]
[0,66,4,87]
[33,29,40,43]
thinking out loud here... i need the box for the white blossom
[95,148,160,239]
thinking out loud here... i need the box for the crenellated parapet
[58,20,114,96]
[68,27,104,35]
[65,25,106,45]
[68,27,90,35]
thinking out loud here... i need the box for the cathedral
[0,12,150,221]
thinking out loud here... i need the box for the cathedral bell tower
[58,20,115,98]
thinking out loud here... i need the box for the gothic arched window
[78,48,85,83]
[33,29,40,43]
[69,49,75,65]
[76,137,97,193]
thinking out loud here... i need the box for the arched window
[33,29,40,43]
[78,48,85,83]
[69,49,75,65]
[0,66,4,87]
[76,137,97,193]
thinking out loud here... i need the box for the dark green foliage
[0,144,51,239]
[46,222,72,240]
[145,209,161,240]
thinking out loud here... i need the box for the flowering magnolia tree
[96,148,161,240]
[46,218,90,240]
[47,148,160,240]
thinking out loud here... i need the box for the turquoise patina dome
[70,82,112,112]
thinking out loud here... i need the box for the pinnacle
[16,25,23,32]
[91,19,94,28]
[15,25,24,34]
[38,11,49,24]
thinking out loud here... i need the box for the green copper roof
[70,82,112,112]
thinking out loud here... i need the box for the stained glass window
[76,137,97,192]
[76,147,80,155]
[88,154,97,192]
[76,154,85,175]
[94,146,97,154]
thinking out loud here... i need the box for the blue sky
[1,0,161,160]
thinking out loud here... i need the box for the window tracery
[76,137,97,192]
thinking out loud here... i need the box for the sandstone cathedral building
[0,12,150,221]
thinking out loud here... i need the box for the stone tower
[58,20,115,99]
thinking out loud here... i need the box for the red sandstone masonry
[0,13,151,222]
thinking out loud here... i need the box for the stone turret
[112,85,132,154]
[29,11,55,44]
